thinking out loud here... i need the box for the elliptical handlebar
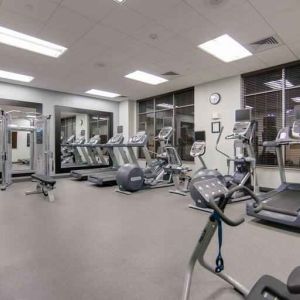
[215,126,230,158]
[208,185,262,226]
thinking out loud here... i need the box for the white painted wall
[0,82,119,174]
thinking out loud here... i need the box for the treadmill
[88,131,149,186]
[247,105,300,228]
[70,133,124,180]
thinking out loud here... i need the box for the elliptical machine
[183,176,300,300]
[116,127,174,194]
[210,109,258,201]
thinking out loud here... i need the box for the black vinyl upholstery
[31,174,56,186]
[288,267,300,294]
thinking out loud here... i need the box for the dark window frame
[137,87,194,161]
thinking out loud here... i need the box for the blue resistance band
[212,211,224,273]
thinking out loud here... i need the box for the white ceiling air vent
[248,35,282,53]
[161,71,180,80]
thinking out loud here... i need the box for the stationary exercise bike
[163,132,207,196]
[183,176,300,300]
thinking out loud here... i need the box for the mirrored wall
[55,106,113,173]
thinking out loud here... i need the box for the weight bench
[25,174,56,202]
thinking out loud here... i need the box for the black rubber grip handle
[209,198,245,226]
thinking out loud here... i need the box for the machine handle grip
[216,126,224,144]
[208,185,261,226]
[225,185,260,205]
[208,198,245,226]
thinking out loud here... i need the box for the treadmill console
[190,141,206,158]
[73,136,85,145]
[277,106,300,142]
[232,109,252,138]
[88,135,101,145]
[292,105,300,138]
[157,126,173,141]
[107,134,124,145]
[128,131,148,145]
[292,121,300,138]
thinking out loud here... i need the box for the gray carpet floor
[0,179,299,300]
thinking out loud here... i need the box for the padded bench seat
[31,174,56,186]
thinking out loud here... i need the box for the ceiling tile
[61,0,115,22]
[0,8,45,35]
[38,6,94,46]
[127,0,182,21]
[131,22,175,45]
[157,2,209,35]
[1,0,59,23]
[83,24,130,48]
[186,0,273,43]
[101,6,151,36]
[249,0,300,45]
[255,45,297,67]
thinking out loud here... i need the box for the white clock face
[210,93,221,105]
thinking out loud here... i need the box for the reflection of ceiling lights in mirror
[157,103,178,109]
[0,26,67,57]
[92,117,108,121]
[113,0,126,4]
[198,34,252,62]
[265,79,294,89]
[0,69,34,82]
[86,89,120,98]
[125,71,168,85]
[292,97,300,103]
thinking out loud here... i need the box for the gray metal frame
[182,218,249,300]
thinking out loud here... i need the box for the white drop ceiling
[0,0,299,100]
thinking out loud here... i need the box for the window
[137,88,194,161]
[242,61,300,168]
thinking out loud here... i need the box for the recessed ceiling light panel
[198,34,252,62]
[0,26,67,57]
[86,89,120,98]
[125,70,168,85]
[0,69,34,82]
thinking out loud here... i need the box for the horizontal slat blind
[243,69,283,166]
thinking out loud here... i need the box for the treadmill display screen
[195,131,205,141]
[235,109,251,122]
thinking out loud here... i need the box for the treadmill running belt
[264,190,300,212]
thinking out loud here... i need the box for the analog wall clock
[209,93,221,105]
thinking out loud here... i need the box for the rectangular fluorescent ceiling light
[113,0,126,3]
[198,34,252,62]
[265,79,294,90]
[0,69,34,82]
[86,89,120,98]
[292,97,300,103]
[0,26,67,57]
[125,70,168,85]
